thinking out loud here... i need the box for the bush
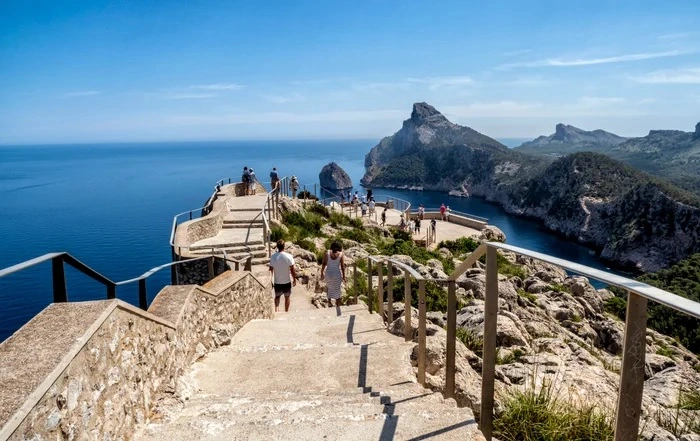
[297,190,317,200]
[438,237,480,254]
[604,296,627,320]
[494,382,614,441]
[390,278,451,312]
[329,211,354,227]
[296,238,317,252]
[518,289,538,304]
[270,226,286,242]
[390,227,413,242]
[456,327,483,357]
[307,203,331,218]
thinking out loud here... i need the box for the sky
[1,0,699,144]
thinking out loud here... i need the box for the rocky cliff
[362,103,700,271]
[515,123,628,156]
[319,162,352,190]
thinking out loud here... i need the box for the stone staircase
[136,291,484,441]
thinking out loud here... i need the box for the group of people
[339,189,377,217]
[240,166,285,195]
[269,239,345,312]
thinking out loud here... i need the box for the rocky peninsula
[361,103,700,272]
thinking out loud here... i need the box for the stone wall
[1,271,272,441]
[415,211,487,230]
[183,209,224,244]
[175,256,228,285]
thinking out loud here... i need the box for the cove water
[0,141,616,341]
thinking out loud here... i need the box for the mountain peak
[553,123,581,140]
[411,102,447,124]
[695,122,700,139]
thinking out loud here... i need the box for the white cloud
[406,76,474,90]
[190,83,244,90]
[61,90,101,98]
[261,92,306,104]
[498,50,690,69]
[632,67,700,84]
[658,32,695,40]
[165,93,217,99]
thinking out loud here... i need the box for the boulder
[478,225,506,242]
[319,162,352,190]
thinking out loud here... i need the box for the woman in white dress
[321,240,346,306]
[249,168,257,194]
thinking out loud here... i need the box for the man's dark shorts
[274,283,292,297]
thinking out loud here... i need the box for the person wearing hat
[249,168,257,194]
[290,176,299,199]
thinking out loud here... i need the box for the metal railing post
[367,258,373,314]
[418,279,426,386]
[314,183,317,199]
[377,260,384,316]
[613,292,648,441]
[207,256,215,279]
[244,256,252,271]
[353,262,358,304]
[107,283,116,300]
[386,261,394,325]
[52,255,67,303]
[234,261,240,271]
[138,279,147,310]
[404,270,412,342]
[445,280,457,398]
[480,245,499,440]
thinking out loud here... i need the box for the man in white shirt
[269,240,297,312]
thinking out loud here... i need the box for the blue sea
[0,140,616,342]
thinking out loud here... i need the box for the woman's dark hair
[330,240,342,252]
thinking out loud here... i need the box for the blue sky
[1,0,699,144]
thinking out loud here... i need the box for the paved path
[136,289,484,441]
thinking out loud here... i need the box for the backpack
[242,172,250,182]
[270,170,278,180]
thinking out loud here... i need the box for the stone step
[137,386,482,441]
[223,219,265,225]
[222,223,265,229]
[189,246,266,256]
[188,239,264,251]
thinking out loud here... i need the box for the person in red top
[440,203,447,221]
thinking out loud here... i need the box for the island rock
[319,162,352,191]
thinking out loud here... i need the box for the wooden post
[52,256,67,303]
[480,246,499,440]
[353,262,358,304]
[386,261,394,326]
[138,279,147,310]
[418,279,426,386]
[377,261,384,317]
[207,256,215,279]
[314,183,317,199]
[367,258,373,314]
[404,269,412,342]
[445,280,457,398]
[107,284,116,300]
[613,292,648,441]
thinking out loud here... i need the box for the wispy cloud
[406,76,474,90]
[61,90,101,98]
[262,92,306,104]
[189,83,244,90]
[168,109,405,125]
[352,81,411,91]
[632,67,700,84]
[503,49,532,57]
[165,93,218,99]
[658,32,695,40]
[498,50,690,69]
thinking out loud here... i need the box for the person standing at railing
[381,207,387,226]
[249,168,258,194]
[446,206,451,222]
[269,240,297,312]
[321,240,346,307]
[290,176,299,199]
[440,203,446,221]
[242,166,251,196]
[368,198,375,216]
[418,204,425,220]
[361,201,367,217]
[270,167,279,193]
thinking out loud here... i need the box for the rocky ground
[276,198,700,440]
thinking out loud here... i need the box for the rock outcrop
[515,123,628,156]
[361,103,700,271]
[319,162,352,190]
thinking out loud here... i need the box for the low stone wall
[0,271,272,441]
[416,211,487,230]
[175,256,228,285]
[183,209,224,244]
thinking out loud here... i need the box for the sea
[0,140,618,342]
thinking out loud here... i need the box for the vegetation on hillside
[605,253,700,353]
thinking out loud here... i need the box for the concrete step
[223,219,265,225]
[138,389,483,441]
[189,240,264,251]
[222,223,265,229]
[189,246,266,256]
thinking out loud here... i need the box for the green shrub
[438,237,480,254]
[337,228,374,244]
[329,211,354,227]
[656,346,675,359]
[270,226,287,242]
[604,296,627,320]
[681,389,700,411]
[296,238,317,252]
[345,269,368,301]
[297,190,317,200]
[307,203,331,218]
[550,283,570,293]
[456,327,483,357]
[390,228,412,242]
[494,382,614,441]
[518,289,538,304]
[390,278,451,312]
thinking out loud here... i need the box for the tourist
[361,201,367,216]
[418,204,425,220]
[242,166,251,195]
[321,240,346,307]
[440,203,446,221]
[414,218,421,234]
[340,193,345,204]
[269,240,297,313]
[446,206,451,221]
[290,176,299,199]
[431,218,437,232]
[368,198,375,216]
[381,208,387,226]
[249,168,257,194]
[360,193,367,204]
[399,217,407,230]
[270,167,280,192]
[367,188,373,201]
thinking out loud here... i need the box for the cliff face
[362,103,700,271]
[516,123,628,155]
[319,162,352,190]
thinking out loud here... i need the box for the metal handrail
[410,207,489,223]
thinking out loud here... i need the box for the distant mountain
[514,123,628,156]
[363,103,700,271]
[611,123,700,194]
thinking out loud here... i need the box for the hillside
[363,103,700,271]
[515,123,628,156]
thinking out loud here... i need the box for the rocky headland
[319,162,352,191]
[361,103,700,272]
[274,197,700,441]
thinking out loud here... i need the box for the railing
[0,251,252,312]
[351,242,700,441]
[410,207,489,223]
